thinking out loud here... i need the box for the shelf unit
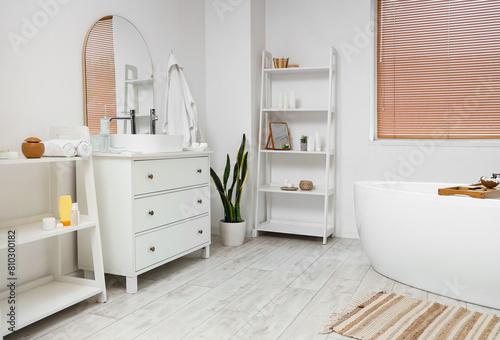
[0,126,106,338]
[253,48,337,244]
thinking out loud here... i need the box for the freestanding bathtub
[354,181,500,310]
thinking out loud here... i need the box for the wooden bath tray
[438,184,500,199]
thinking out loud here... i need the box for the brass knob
[198,230,203,234]
[197,199,203,204]
[197,169,202,173]
[148,174,154,179]
[149,210,154,216]
[150,246,155,252]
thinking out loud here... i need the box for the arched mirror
[83,16,154,135]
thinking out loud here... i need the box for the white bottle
[70,203,80,227]
[307,135,315,152]
[289,91,296,109]
[278,90,284,109]
[100,105,110,153]
[283,93,289,109]
[315,130,321,152]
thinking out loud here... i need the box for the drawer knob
[148,174,154,179]
[150,246,156,252]
[149,210,155,216]
[197,169,202,173]
[198,230,203,234]
[197,199,203,204]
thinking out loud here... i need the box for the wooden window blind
[377,0,500,139]
[84,16,117,135]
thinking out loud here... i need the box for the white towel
[43,139,77,157]
[75,140,92,157]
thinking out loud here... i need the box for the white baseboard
[211,225,253,238]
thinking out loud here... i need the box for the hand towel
[75,140,92,157]
[43,139,77,157]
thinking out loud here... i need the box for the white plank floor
[6,234,500,340]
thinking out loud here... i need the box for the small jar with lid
[22,137,45,158]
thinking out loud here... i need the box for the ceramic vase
[219,220,246,246]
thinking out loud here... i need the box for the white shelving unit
[0,126,107,338]
[253,48,337,244]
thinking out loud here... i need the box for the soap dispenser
[100,105,110,153]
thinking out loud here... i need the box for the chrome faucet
[150,109,158,134]
[110,109,136,134]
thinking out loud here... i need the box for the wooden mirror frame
[266,122,291,150]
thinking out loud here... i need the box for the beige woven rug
[321,291,500,339]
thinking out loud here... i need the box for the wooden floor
[6,234,500,339]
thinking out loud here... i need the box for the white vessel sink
[110,134,183,153]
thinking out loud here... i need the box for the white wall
[205,0,265,231]
[0,0,206,283]
[266,0,500,238]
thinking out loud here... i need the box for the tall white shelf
[253,48,337,244]
[0,126,107,338]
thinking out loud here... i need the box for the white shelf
[125,78,153,85]
[259,184,334,196]
[0,216,95,249]
[254,48,337,244]
[263,66,330,74]
[0,277,102,336]
[0,156,88,165]
[262,107,329,112]
[257,219,334,238]
[0,126,107,335]
[260,149,333,155]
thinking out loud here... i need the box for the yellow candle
[59,195,72,227]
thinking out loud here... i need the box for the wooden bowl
[22,137,45,158]
[480,176,500,188]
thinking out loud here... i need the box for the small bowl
[22,137,45,158]
[480,176,500,188]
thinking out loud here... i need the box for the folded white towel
[43,139,77,157]
[76,140,92,157]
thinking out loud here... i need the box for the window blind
[84,16,117,135]
[377,0,500,139]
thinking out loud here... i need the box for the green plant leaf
[211,167,233,221]
[228,162,239,202]
[222,154,230,191]
[236,134,246,177]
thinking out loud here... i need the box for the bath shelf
[258,219,335,239]
[253,48,337,244]
[259,184,334,196]
[260,149,334,155]
[0,126,106,338]
[262,108,330,112]
[263,66,330,74]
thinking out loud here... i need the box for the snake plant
[210,134,248,223]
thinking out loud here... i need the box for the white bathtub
[354,181,500,309]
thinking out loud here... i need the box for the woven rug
[321,291,500,339]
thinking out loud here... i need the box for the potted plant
[300,135,308,151]
[210,134,248,246]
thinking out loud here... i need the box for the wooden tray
[280,186,298,191]
[438,184,500,199]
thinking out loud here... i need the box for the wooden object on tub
[438,183,500,199]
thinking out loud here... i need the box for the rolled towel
[42,139,77,157]
[75,140,92,157]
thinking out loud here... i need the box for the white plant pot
[219,219,246,246]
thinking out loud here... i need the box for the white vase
[219,219,246,246]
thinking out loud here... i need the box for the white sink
[110,134,183,153]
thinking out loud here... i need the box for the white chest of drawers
[78,151,211,293]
